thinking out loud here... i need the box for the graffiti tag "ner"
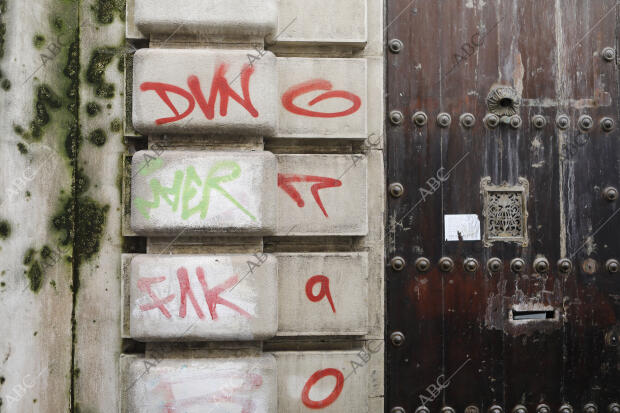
[135,161,256,222]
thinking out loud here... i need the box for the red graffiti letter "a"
[278,174,342,217]
[305,275,336,313]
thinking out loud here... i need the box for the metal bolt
[413,111,428,126]
[415,257,431,272]
[537,404,551,413]
[532,115,547,129]
[608,404,620,413]
[442,407,456,413]
[464,258,479,272]
[391,256,406,271]
[559,405,573,413]
[606,258,619,273]
[390,110,404,125]
[466,406,481,413]
[390,331,405,346]
[584,403,598,413]
[578,115,594,131]
[460,113,476,128]
[439,257,455,272]
[484,113,500,128]
[389,39,404,54]
[534,257,550,273]
[415,406,430,413]
[510,115,523,129]
[391,408,406,413]
[602,47,616,62]
[601,117,615,132]
[605,330,619,346]
[510,258,526,273]
[389,182,404,198]
[558,258,573,273]
[487,257,502,273]
[556,114,570,130]
[603,186,619,201]
[489,405,504,413]
[437,112,452,128]
[513,405,527,413]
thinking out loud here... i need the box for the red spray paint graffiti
[301,368,345,409]
[140,65,363,125]
[281,79,362,118]
[305,275,336,313]
[137,267,252,320]
[278,174,342,217]
[154,372,264,413]
[140,63,258,125]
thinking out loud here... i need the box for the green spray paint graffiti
[135,160,257,222]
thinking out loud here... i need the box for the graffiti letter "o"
[301,368,345,409]
[282,79,362,118]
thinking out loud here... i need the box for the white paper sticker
[444,214,480,241]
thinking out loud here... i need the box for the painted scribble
[301,368,345,409]
[278,174,342,217]
[135,161,257,222]
[153,371,264,413]
[281,79,362,118]
[137,266,252,321]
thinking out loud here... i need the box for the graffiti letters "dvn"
[141,63,259,125]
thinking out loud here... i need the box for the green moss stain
[23,248,35,265]
[33,34,46,49]
[0,78,9,90]
[86,101,101,117]
[63,34,81,159]
[74,168,90,196]
[52,197,109,267]
[22,246,48,292]
[91,0,125,25]
[110,118,121,133]
[26,260,43,292]
[63,35,80,109]
[13,125,24,135]
[0,219,10,239]
[86,47,117,98]
[52,16,64,32]
[0,0,6,59]
[17,142,28,154]
[40,245,52,259]
[30,84,62,140]
[88,128,106,146]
